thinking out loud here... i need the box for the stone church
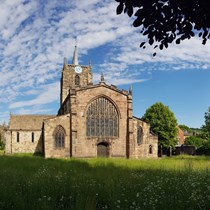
[5,46,158,158]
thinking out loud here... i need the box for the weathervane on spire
[75,36,77,46]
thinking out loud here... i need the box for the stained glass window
[54,125,65,148]
[137,126,143,144]
[86,97,118,137]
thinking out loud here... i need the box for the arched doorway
[97,143,109,157]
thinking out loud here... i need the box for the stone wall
[132,118,158,158]
[61,64,92,105]
[44,114,70,158]
[71,83,129,158]
[5,130,42,154]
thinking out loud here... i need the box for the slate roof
[9,115,55,130]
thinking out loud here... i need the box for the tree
[184,136,204,149]
[196,140,210,156]
[178,124,192,134]
[142,102,178,148]
[115,0,210,55]
[202,107,210,138]
[0,125,5,150]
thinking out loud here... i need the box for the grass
[0,155,210,209]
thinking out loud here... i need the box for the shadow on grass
[0,155,210,210]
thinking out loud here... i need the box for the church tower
[60,45,93,105]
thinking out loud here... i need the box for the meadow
[0,155,210,210]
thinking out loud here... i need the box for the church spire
[72,44,78,65]
[63,57,67,69]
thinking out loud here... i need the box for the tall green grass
[0,155,210,209]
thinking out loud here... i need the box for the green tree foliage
[115,0,210,54]
[192,107,210,155]
[184,136,204,149]
[197,140,210,156]
[141,102,178,148]
[202,107,210,138]
[0,125,5,150]
[179,124,192,134]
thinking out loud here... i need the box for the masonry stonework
[5,46,158,158]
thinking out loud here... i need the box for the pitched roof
[74,82,129,96]
[9,115,55,130]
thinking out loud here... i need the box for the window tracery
[86,97,118,137]
[54,125,65,148]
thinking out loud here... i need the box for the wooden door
[97,143,108,157]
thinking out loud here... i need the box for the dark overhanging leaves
[115,0,210,56]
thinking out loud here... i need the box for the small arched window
[75,75,80,85]
[53,125,66,148]
[149,145,153,154]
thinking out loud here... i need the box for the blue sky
[0,0,210,128]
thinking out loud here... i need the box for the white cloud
[9,82,59,109]
[0,110,10,125]
[16,107,54,115]
[0,0,209,124]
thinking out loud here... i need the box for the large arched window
[137,126,143,144]
[53,125,65,148]
[86,97,118,137]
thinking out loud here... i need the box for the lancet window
[137,126,143,144]
[31,132,34,143]
[86,97,118,137]
[75,75,80,85]
[17,132,20,143]
[149,145,153,154]
[54,125,65,148]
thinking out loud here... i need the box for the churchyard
[0,155,210,209]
